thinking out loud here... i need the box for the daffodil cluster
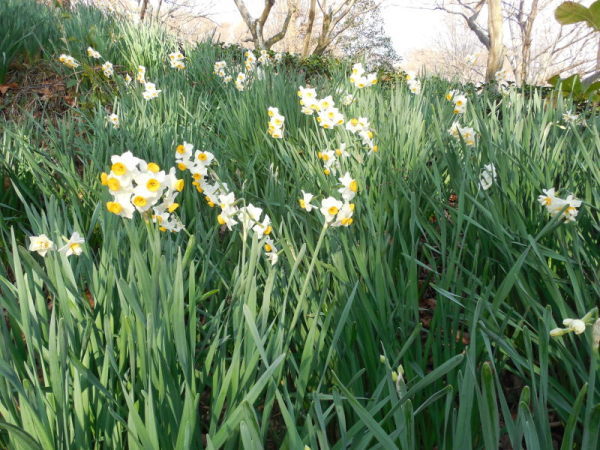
[28,232,85,258]
[300,172,358,228]
[257,50,271,65]
[346,117,378,152]
[244,50,257,71]
[214,61,227,78]
[317,143,349,176]
[136,65,146,83]
[405,71,421,94]
[58,54,79,69]
[87,47,101,59]
[142,82,161,100]
[267,107,285,139]
[102,61,114,78]
[175,141,279,264]
[341,93,355,106]
[448,121,476,146]
[297,86,345,129]
[446,90,467,114]
[538,188,581,222]
[235,72,247,91]
[101,151,184,232]
[349,63,377,88]
[168,51,185,70]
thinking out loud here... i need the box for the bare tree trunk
[302,0,317,57]
[486,0,504,81]
[140,0,149,21]
[233,0,296,49]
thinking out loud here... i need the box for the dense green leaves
[0,2,599,449]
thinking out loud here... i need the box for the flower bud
[593,319,600,351]
[549,327,567,337]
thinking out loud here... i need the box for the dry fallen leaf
[0,83,18,95]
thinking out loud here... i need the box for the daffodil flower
[28,234,54,257]
[59,232,85,257]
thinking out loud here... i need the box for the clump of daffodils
[538,188,581,222]
[106,113,119,128]
[300,172,358,227]
[297,86,318,115]
[87,47,101,59]
[168,51,185,70]
[102,61,114,78]
[101,151,184,232]
[341,93,354,106]
[405,71,421,95]
[258,50,271,65]
[174,141,279,264]
[349,63,377,88]
[214,61,227,78]
[136,65,146,83]
[244,50,257,71]
[267,107,285,139]
[296,87,344,129]
[448,121,476,147]
[28,232,85,258]
[479,164,497,190]
[346,117,378,152]
[235,72,246,91]
[142,82,161,100]
[58,54,79,69]
[446,90,467,114]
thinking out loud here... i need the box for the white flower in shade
[299,191,316,212]
[479,164,497,190]
[341,94,354,105]
[338,172,358,201]
[563,110,579,123]
[102,61,114,78]
[107,113,119,128]
[87,47,101,59]
[59,232,85,257]
[124,74,132,85]
[320,197,343,223]
[28,234,54,257]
